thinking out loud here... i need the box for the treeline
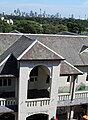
[1,15,88,34]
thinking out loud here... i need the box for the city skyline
[0,0,88,19]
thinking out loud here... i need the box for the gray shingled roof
[0,106,13,113]
[0,34,20,55]
[20,41,65,60]
[28,34,88,66]
[57,98,88,107]
[0,33,87,76]
[0,35,34,63]
[60,61,83,76]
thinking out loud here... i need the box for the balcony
[25,98,50,107]
[0,98,17,106]
[58,91,88,101]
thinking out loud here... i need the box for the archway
[0,113,15,120]
[27,65,51,99]
[26,113,48,120]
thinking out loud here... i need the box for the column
[49,63,61,120]
[70,75,77,100]
[68,75,77,120]
[67,107,74,120]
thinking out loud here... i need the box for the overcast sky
[0,0,88,19]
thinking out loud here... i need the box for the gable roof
[80,45,88,53]
[28,34,88,66]
[18,40,65,61]
[0,35,34,64]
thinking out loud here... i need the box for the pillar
[49,62,61,120]
[67,107,74,120]
[68,75,77,120]
[70,75,77,100]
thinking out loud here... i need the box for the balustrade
[25,98,50,107]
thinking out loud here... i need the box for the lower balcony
[58,91,88,101]
[58,91,88,107]
[0,97,17,114]
[0,98,17,106]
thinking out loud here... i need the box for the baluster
[35,101,37,106]
[33,101,34,106]
[40,101,42,106]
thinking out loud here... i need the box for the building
[0,33,88,120]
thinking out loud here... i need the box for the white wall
[18,60,61,120]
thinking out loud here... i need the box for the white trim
[64,60,83,74]
[80,48,88,54]
[17,40,38,60]
[0,54,11,66]
[0,33,88,38]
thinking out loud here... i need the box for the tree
[15,20,43,33]
[0,20,13,33]
[67,22,83,33]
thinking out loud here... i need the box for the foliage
[0,15,88,34]
[15,20,43,33]
[0,20,13,32]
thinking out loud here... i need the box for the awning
[57,98,88,107]
[0,106,13,113]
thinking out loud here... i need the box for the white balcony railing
[58,91,88,101]
[75,91,88,99]
[58,93,71,101]
[25,98,50,107]
[0,98,17,106]
[0,98,6,106]
[5,98,17,106]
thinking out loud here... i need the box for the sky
[0,0,88,19]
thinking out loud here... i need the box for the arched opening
[26,113,48,120]
[27,65,51,99]
[0,113,15,120]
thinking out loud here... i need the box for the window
[0,79,2,86]
[46,75,50,84]
[30,67,38,76]
[86,75,88,81]
[30,67,38,82]
[30,76,37,82]
[3,79,7,86]
[8,79,11,86]
[67,76,70,83]
[0,78,12,87]
[30,77,34,82]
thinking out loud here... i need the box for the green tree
[67,22,83,33]
[15,20,43,33]
[0,20,13,33]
